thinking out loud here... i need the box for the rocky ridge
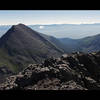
[1,52,100,90]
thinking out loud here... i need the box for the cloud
[39,26,44,29]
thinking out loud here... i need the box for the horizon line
[1,22,100,26]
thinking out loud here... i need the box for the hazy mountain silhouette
[59,34,100,53]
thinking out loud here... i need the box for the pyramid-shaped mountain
[0,24,63,73]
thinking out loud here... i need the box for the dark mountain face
[58,34,100,53]
[39,33,66,53]
[78,34,100,52]
[0,24,63,73]
[59,38,80,53]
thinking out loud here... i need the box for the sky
[0,10,100,25]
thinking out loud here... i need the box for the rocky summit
[1,52,100,90]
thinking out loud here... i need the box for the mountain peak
[0,24,28,44]
[11,23,27,30]
[0,23,63,72]
[13,23,25,27]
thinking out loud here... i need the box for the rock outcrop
[0,66,14,84]
[1,52,100,90]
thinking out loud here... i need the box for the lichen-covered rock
[1,52,100,90]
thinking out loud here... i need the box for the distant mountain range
[59,34,100,53]
[1,23,100,39]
